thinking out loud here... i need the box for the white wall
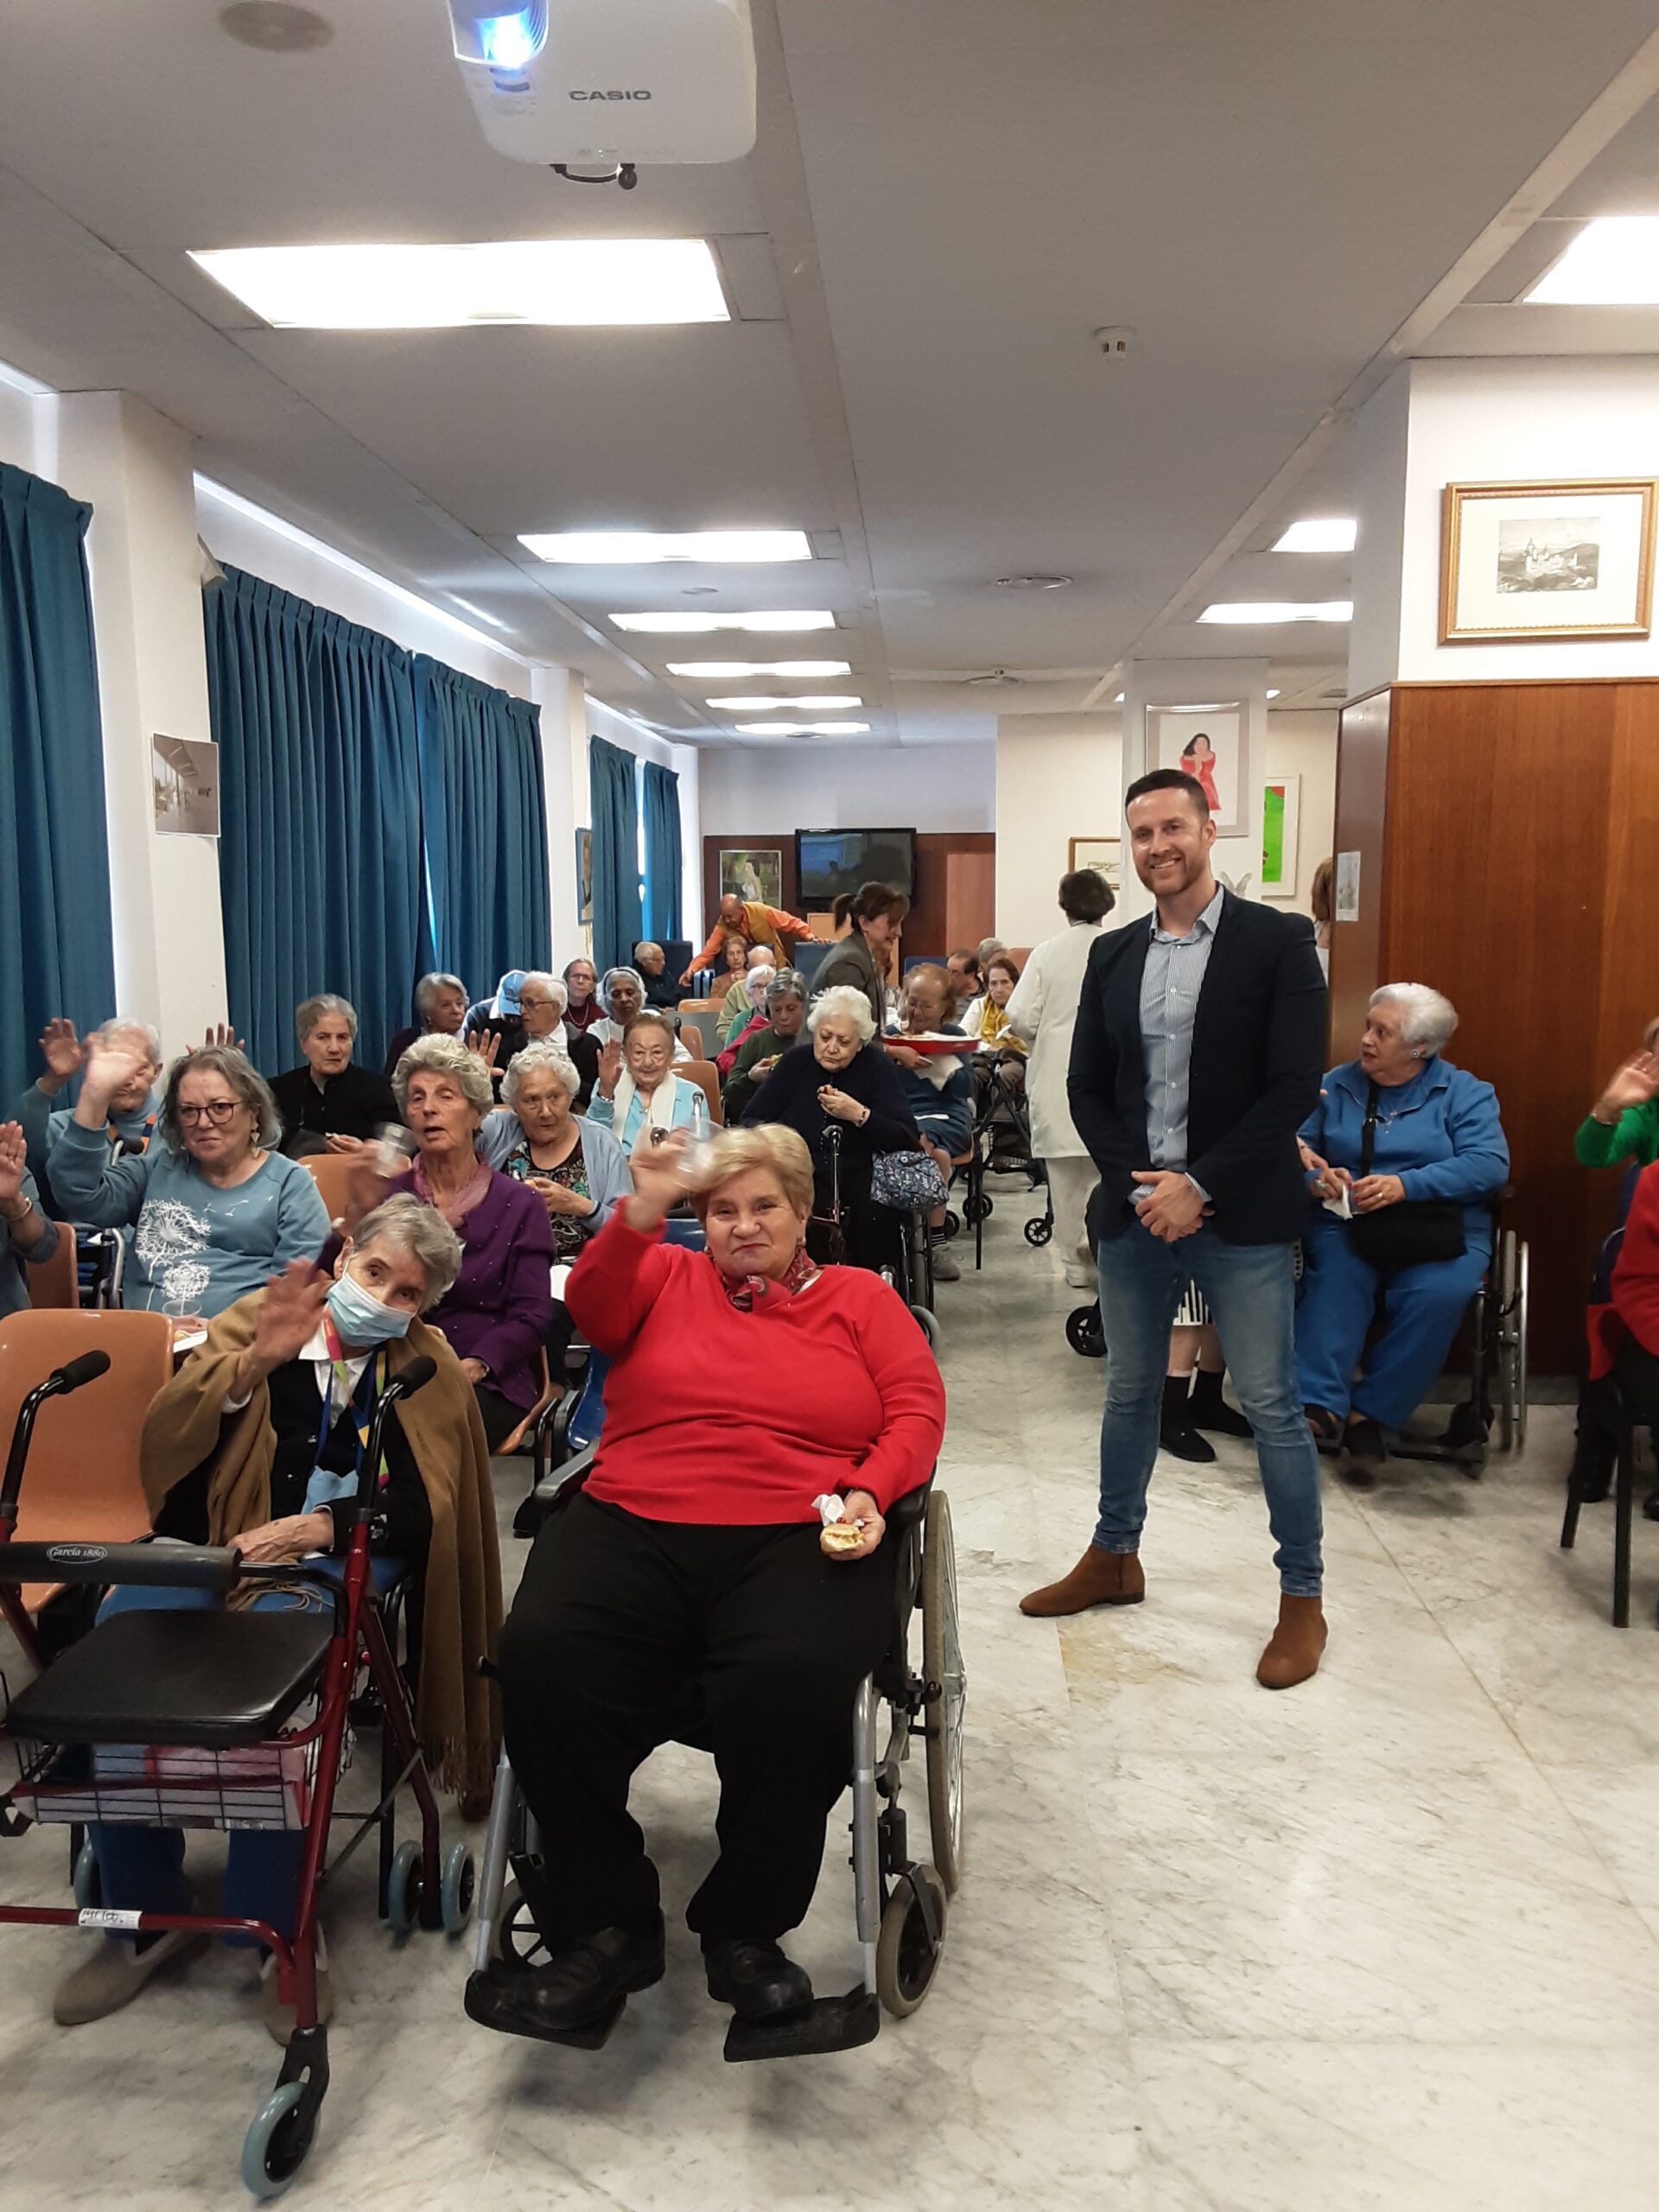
[994,715,1122,947]
[698,742,995,836]
[0,380,47,474]
[1355,356,1659,688]
[1264,711,1338,920]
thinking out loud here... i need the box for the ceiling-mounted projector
[448,1,756,184]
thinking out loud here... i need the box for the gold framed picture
[1068,837,1121,893]
[1440,478,1659,644]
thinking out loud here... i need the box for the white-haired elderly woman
[480,1041,632,1256]
[743,983,920,1272]
[54,1194,502,2036]
[46,1041,331,1319]
[590,967,691,1060]
[383,970,469,1077]
[588,1011,706,1148]
[270,993,399,1159]
[342,1035,555,1454]
[1295,983,1509,1475]
[19,1013,164,1217]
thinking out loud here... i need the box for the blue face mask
[326,1269,413,1349]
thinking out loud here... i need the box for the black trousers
[474,1383,524,1455]
[810,1156,900,1274]
[1579,1340,1659,1471]
[498,1493,896,1947]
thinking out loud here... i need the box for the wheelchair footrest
[462,1969,625,2050]
[722,1986,880,2063]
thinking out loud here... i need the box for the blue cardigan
[1300,1058,1509,1250]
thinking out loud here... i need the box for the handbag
[1346,1079,1465,1268]
[871,1148,950,1211]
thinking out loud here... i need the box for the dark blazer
[1067,890,1325,1246]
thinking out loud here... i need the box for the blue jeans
[1094,1220,1324,1596]
[1295,1217,1490,1430]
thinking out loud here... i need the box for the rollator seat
[8,1608,334,1748]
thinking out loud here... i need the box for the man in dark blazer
[1020,768,1330,1689]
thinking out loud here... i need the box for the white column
[1120,657,1271,922]
[531,663,585,955]
[52,392,228,1052]
[671,741,702,947]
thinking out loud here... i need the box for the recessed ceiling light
[1527,217,1659,304]
[1267,688,1281,700]
[611,610,836,634]
[739,721,870,737]
[219,2,333,51]
[707,696,862,710]
[523,528,810,564]
[1273,518,1357,553]
[1198,601,1352,625]
[1114,692,1125,703]
[190,239,729,329]
[993,573,1073,590]
[667,659,851,678]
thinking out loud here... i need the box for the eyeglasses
[519,995,556,1012]
[176,1099,241,1126]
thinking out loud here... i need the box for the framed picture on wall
[719,846,782,906]
[1147,704,1244,836]
[1440,478,1659,643]
[1261,775,1301,899]
[152,734,219,837]
[1067,836,1122,894]
[575,827,594,925]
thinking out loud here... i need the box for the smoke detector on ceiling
[1092,325,1138,359]
[993,574,1073,591]
[219,2,334,48]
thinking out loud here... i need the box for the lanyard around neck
[317,1314,388,1487]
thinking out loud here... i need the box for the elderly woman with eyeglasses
[46,1039,331,1319]
[587,1013,706,1149]
[269,994,399,1160]
[481,1042,632,1255]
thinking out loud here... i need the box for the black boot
[1189,1368,1254,1439]
[1160,1375,1215,1464]
[702,1937,814,2023]
[474,1916,664,2040]
[1567,1432,1614,1503]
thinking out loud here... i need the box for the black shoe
[1160,1420,1217,1465]
[480,1916,665,2038]
[1342,1416,1388,1477]
[702,1937,813,2024]
[1189,1370,1254,1439]
[1305,1404,1343,1448]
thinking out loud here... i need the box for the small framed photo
[1147,705,1244,836]
[1261,775,1301,899]
[1440,478,1659,643]
[575,827,594,925]
[719,847,782,906]
[1067,836,1121,893]
[151,734,219,837]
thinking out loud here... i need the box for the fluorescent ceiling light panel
[1163,702,1231,713]
[666,659,851,678]
[1527,217,1659,305]
[1198,601,1352,625]
[739,721,870,737]
[521,530,810,563]
[611,610,837,634]
[706,695,862,710]
[1273,518,1357,553]
[190,239,729,329]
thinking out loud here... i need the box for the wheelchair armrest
[531,1441,597,1510]
[885,1474,934,1535]
[0,1540,241,1592]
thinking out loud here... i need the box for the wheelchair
[0,1348,474,2199]
[467,1390,965,2060]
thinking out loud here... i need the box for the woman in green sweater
[1570,1026,1659,1503]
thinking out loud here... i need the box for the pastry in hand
[819,1519,865,1555]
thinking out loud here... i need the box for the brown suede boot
[1255,1595,1327,1689]
[1020,1548,1145,1618]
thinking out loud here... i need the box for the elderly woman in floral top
[483,1044,632,1252]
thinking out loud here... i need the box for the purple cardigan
[390,1166,555,1413]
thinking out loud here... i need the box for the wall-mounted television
[795,828,917,905]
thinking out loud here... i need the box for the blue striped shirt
[1140,886,1224,1177]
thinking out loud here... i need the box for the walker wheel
[441,1842,476,1936]
[964,1192,992,1224]
[73,1840,101,1910]
[875,1866,947,2017]
[940,1210,961,1240]
[1024,1217,1052,1247]
[386,1840,423,1936]
[241,2080,315,2198]
[1065,1306,1106,1358]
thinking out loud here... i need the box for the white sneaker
[1063,1263,1096,1291]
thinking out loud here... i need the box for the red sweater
[566,1214,946,1523]
[1590,1159,1659,1377]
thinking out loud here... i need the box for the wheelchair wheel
[1065,1304,1105,1358]
[940,1210,961,1240]
[964,1192,992,1224]
[921,1492,964,1897]
[1496,1231,1529,1453]
[875,1866,947,2017]
[911,1306,940,1348]
[493,1880,552,1971]
[1024,1217,1052,1247]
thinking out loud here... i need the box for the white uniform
[1005,919,1108,1281]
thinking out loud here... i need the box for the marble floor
[3,1179,1658,2209]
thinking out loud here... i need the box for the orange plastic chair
[0,1308,174,1614]
[679,1061,724,1128]
[26,1223,78,1310]
[301,1152,359,1228]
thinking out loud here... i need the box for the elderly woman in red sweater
[480,1122,944,2046]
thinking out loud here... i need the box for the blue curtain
[205,567,430,1077]
[414,659,550,998]
[588,734,642,976]
[641,760,683,943]
[0,464,116,1111]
